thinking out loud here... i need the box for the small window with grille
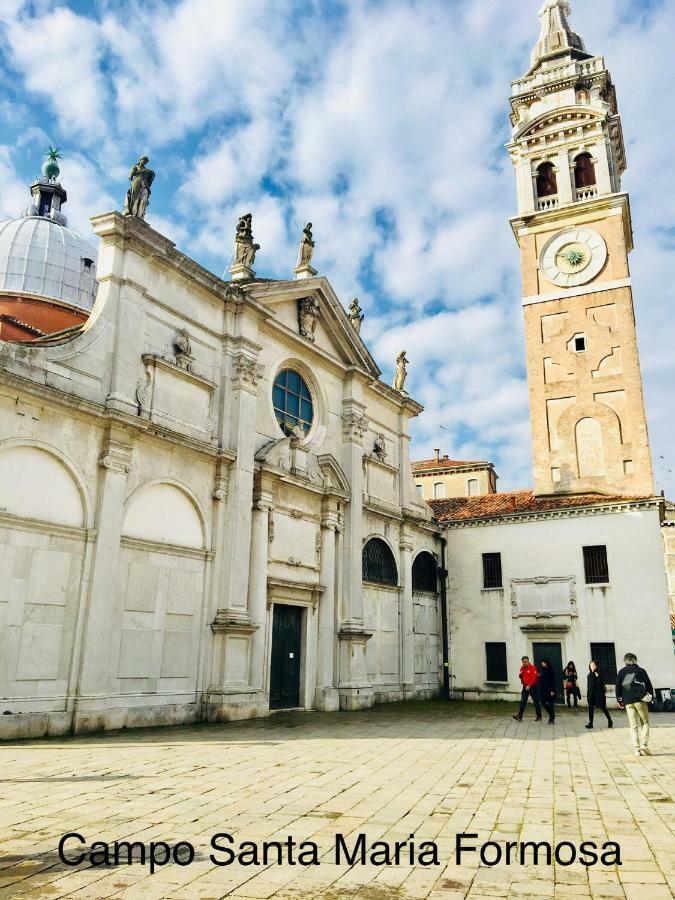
[482,552,502,589]
[583,545,609,584]
[485,642,508,682]
[590,642,617,681]
[412,552,437,593]
[362,538,398,586]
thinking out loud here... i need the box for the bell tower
[508,0,654,498]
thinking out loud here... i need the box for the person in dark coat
[585,661,613,729]
[539,658,556,724]
[564,661,580,708]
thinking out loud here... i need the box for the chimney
[434,448,440,462]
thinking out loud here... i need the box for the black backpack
[621,670,647,704]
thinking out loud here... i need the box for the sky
[0,0,673,494]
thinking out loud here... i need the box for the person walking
[539,658,556,724]
[585,660,613,729]
[512,655,542,722]
[615,653,654,757]
[564,661,580,708]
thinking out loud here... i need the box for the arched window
[574,153,596,189]
[272,368,314,436]
[536,162,557,198]
[412,552,437,593]
[433,482,445,499]
[362,538,398,586]
[467,478,479,496]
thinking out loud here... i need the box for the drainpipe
[438,535,451,701]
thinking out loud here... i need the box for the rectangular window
[416,484,424,496]
[482,552,502,589]
[485,642,508,682]
[590,642,617,682]
[583,545,609,584]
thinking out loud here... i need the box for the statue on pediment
[348,297,364,334]
[123,156,155,220]
[394,351,409,393]
[234,213,260,268]
[297,222,315,268]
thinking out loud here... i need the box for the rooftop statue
[297,222,315,268]
[123,156,155,220]
[348,297,364,334]
[234,213,260,269]
[394,351,409,393]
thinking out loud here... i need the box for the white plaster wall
[446,507,675,697]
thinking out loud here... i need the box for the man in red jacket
[512,655,542,721]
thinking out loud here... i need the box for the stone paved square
[0,702,674,899]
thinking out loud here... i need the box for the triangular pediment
[244,276,381,379]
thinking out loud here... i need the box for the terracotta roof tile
[412,458,492,472]
[429,489,654,523]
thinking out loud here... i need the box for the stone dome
[0,216,98,311]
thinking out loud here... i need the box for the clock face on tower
[539,227,607,287]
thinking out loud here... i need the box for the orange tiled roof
[429,490,653,523]
[412,458,492,472]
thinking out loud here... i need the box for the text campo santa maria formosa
[57,832,622,873]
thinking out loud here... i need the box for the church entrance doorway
[533,641,564,701]
[270,604,302,709]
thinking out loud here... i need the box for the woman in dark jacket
[585,660,613,729]
[564,661,580,708]
[539,658,556,724]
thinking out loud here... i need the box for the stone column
[316,500,339,711]
[338,400,373,709]
[248,495,273,694]
[399,534,416,697]
[73,426,133,726]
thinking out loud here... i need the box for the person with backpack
[563,661,581,708]
[615,652,654,757]
[512,656,542,722]
[538,658,557,724]
[585,660,613,729]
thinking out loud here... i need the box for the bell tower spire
[507,3,654,499]
[530,0,589,73]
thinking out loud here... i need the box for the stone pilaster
[315,500,340,711]
[74,426,133,717]
[248,494,274,694]
[206,348,265,718]
[338,400,373,710]
[399,534,416,696]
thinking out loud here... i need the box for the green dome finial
[42,146,62,180]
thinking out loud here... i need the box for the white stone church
[0,0,673,739]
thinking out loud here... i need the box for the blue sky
[0,0,673,493]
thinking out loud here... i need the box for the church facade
[0,0,673,740]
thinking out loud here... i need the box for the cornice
[510,192,633,252]
[438,497,662,530]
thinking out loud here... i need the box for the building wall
[445,505,675,702]
[414,466,496,501]
[664,523,675,616]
